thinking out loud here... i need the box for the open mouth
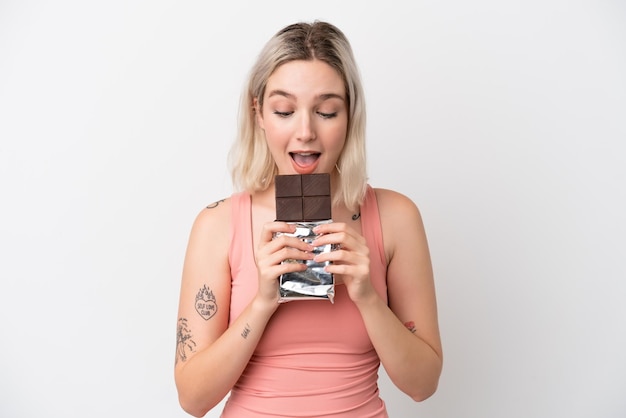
[290,152,320,168]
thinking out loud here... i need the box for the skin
[257,59,347,177]
[174,59,443,417]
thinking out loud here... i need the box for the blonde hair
[228,21,367,211]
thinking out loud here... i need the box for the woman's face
[257,59,348,176]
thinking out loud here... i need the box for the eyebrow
[267,89,345,102]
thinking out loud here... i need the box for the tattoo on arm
[241,323,251,339]
[195,284,218,320]
[404,321,417,334]
[206,199,225,209]
[176,318,197,365]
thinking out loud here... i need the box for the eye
[273,110,293,118]
[318,112,338,119]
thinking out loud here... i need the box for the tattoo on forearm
[206,199,225,209]
[176,318,196,364]
[404,321,417,334]
[195,284,218,320]
[241,323,251,339]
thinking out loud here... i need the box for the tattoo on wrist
[176,318,196,364]
[404,320,417,334]
[195,284,218,320]
[241,323,251,339]
[206,199,225,209]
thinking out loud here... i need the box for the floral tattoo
[176,318,196,364]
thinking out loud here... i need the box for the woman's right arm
[174,200,312,417]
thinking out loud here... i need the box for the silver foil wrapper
[274,220,336,303]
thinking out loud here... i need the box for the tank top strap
[360,185,387,268]
[228,191,253,273]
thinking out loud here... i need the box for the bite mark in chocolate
[275,174,331,221]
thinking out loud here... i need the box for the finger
[312,221,349,235]
[312,231,365,251]
[266,246,315,267]
[260,259,309,281]
[312,231,348,248]
[273,233,315,252]
[314,247,360,265]
[259,221,297,244]
[257,238,313,268]
[314,239,370,264]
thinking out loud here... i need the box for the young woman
[175,21,442,417]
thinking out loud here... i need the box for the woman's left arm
[367,188,442,401]
[314,189,442,401]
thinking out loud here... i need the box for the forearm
[357,295,442,401]
[175,298,277,417]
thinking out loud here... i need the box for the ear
[253,97,265,130]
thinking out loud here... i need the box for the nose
[296,112,316,142]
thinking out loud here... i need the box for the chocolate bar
[275,174,331,221]
[273,173,335,303]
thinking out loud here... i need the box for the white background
[1,1,625,417]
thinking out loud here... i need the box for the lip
[289,151,321,174]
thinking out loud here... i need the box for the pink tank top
[224,186,389,417]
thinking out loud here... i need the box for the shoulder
[372,188,422,221]
[195,196,231,223]
[189,197,233,243]
[371,188,426,255]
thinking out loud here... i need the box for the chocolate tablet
[275,174,331,221]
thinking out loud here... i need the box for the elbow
[176,374,229,417]
[410,353,443,402]
[175,369,217,417]
[409,381,439,402]
[176,384,214,418]
[177,384,229,417]
[178,396,210,418]
[406,364,442,402]
[177,386,226,417]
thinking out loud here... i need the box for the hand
[255,221,315,306]
[311,222,377,305]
